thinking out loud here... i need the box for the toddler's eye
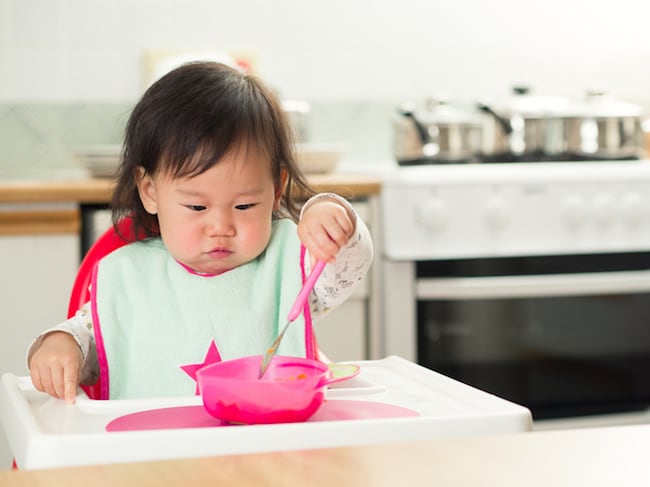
[187,205,206,212]
[235,203,256,210]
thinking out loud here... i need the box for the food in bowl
[196,355,340,424]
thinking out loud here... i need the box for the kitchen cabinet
[0,205,80,469]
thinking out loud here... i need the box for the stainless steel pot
[393,97,483,165]
[478,87,572,162]
[566,92,644,160]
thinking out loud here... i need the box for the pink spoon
[258,260,326,378]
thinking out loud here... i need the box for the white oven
[380,160,650,421]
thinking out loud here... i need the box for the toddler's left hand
[298,198,355,263]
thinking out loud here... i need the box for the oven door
[384,253,650,419]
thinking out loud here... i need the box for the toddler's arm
[299,193,374,319]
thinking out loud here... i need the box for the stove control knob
[563,195,586,225]
[417,197,448,230]
[592,194,614,225]
[484,197,509,229]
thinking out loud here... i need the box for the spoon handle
[287,260,327,321]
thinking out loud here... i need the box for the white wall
[1,0,649,105]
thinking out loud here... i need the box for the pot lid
[401,95,482,125]
[577,91,644,118]
[504,86,573,117]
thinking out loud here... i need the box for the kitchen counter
[0,173,383,204]
[1,424,649,485]
[0,173,381,237]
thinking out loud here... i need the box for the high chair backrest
[69,217,143,399]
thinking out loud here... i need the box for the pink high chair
[68,217,327,400]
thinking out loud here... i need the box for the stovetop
[398,154,641,166]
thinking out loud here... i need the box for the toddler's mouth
[208,248,232,259]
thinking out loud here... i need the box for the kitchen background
[1,0,649,178]
[2,0,650,470]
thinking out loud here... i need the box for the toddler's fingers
[53,363,76,402]
[324,220,351,248]
[334,210,354,238]
[63,365,78,404]
[37,366,61,399]
[30,366,44,393]
[47,364,66,400]
[305,235,338,263]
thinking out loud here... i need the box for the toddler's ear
[136,167,158,215]
[274,168,288,210]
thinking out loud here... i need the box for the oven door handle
[416,270,650,299]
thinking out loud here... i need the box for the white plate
[74,145,121,178]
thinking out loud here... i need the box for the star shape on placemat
[180,339,222,395]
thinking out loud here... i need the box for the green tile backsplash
[0,101,396,179]
[0,103,132,179]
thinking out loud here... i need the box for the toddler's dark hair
[112,61,314,239]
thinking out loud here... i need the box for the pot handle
[477,102,513,134]
[399,107,432,146]
[399,107,440,157]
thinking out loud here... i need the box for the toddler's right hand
[29,331,82,404]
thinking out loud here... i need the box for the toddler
[27,61,373,402]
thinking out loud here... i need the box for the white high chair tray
[1,356,531,470]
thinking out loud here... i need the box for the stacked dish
[296,143,345,174]
[74,145,121,178]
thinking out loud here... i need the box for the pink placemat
[106,400,419,432]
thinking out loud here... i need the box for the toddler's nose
[207,215,235,237]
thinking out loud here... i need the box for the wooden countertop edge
[0,174,382,204]
[0,180,114,204]
[0,209,81,235]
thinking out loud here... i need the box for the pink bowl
[196,355,340,424]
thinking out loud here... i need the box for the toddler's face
[137,145,284,275]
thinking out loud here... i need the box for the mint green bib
[92,219,308,399]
